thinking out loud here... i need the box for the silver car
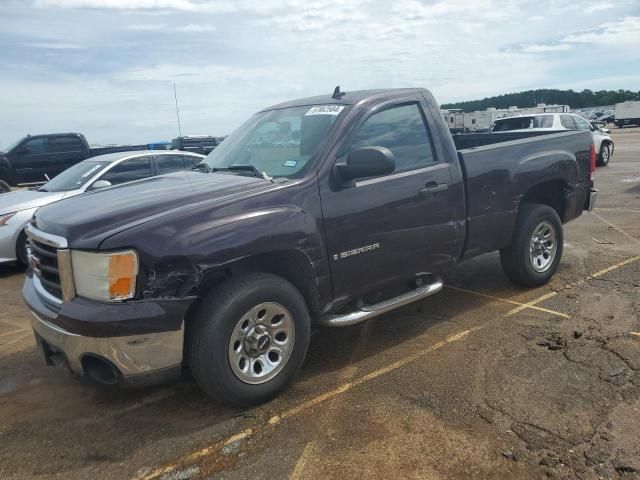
[0,150,204,264]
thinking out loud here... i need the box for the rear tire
[187,273,310,407]
[500,204,563,287]
[597,143,610,167]
[0,180,10,194]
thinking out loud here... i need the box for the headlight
[71,250,139,302]
[0,212,16,226]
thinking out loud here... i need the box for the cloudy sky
[1,0,639,147]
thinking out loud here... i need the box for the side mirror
[334,146,395,186]
[91,179,112,189]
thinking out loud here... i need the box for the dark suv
[0,133,91,193]
[170,136,221,155]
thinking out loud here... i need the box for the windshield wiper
[211,165,273,182]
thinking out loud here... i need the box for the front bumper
[23,270,192,386]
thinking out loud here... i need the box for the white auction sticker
[305,105,345,116]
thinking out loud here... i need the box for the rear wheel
[0,180,10,194]
[597,143,610,167]
[187,273,310,406]
[500,203,563,287]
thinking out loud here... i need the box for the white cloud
[126,23,166,31]
[563,16,640,47]
[25,41,84,49]
[521,43,572,53]
[176,23,216,32]
[33,0,236,12]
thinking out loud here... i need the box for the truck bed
[454,130,593,259]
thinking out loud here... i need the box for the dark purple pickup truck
[23,88,597,406]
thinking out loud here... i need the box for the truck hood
[0,189,70,215]
[33,171,275,247]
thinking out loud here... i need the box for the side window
[155,154,186,174]
[560,115,577,129]
[100,157,152,186]
[573,116,591,131]
[349,104,435,171]
[22,137,49,154]
[50,136,83,153]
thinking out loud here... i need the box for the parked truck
[23,88,597,406]
[0,133,158,193]
[614,100,640,127]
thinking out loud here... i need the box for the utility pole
[173,82,183,138]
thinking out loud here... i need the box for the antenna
[332,85,346,99]
[173,82,183,138]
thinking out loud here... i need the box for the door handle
[419,183,448,197]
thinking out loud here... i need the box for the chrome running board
[319,276,443,327]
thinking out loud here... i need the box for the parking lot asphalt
[1,128,639,480]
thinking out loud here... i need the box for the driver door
[320,101,458,301]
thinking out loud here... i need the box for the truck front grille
[29,237,62,299]
[25,222,72,304]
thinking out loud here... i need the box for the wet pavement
[1,127,639,480]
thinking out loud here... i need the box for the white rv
[614,101,640,127]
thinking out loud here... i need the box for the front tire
[187,273,310,407]
[500,204,563,287]
[597,143,610,167]
[16,231,28,266]
[0,180,10,194]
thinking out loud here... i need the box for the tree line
[441,89,640,112]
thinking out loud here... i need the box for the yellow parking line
[590,255,640,278]
[630,332,640,338]
[290,442,316,480]
[591,212,640,245]
[133,328,478,480]
[504,291,559,316]
[446,286,569,319]
[0,328,26,338]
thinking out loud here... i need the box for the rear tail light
[588,143,596,179]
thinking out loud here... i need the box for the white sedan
[0,150,204,264]
[490,112,614,166]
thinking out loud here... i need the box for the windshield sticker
[305,105,345,116]
[283,160,298,167]
[80,165,102,178]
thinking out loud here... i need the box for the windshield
[492,115,554,132]
[203,104,346,178]
[40,160,110,192]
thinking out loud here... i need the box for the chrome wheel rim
[601,146,609,163]
[228,302,295,385]
[529,221,557,273]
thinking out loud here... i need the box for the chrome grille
[29,237,62,299]
[25,222,72,304]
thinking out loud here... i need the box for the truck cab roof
[263,88,430,111]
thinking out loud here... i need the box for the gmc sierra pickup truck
[23,88,597,406]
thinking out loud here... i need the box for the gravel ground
[0,127,638,480]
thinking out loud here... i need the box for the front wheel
[597,143,610,167]
[500,204,563,287]
[0,180,10,194]
[187,273,310,406]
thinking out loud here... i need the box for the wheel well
[196,250,320,314]
[520,180,567,222]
